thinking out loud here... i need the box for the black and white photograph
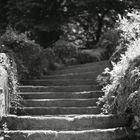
[0,0,139,139]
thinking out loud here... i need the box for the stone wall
[0,54,9,119]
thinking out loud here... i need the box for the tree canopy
[0,0,139,47]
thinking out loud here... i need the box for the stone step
[59,60,109,70]
[10,107,101,115]
[3,115,130,130]
[21,98,98,107]
[43,61,108,77]
[3,128,135,140]
[41,72,101,79]
[21,79,97,86]
[51,67,104,75]
[18,85,99,92]
[18,91,103,99]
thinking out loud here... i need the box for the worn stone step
[18,85,99,92]
[3,128,135,140]
[41,72,101,79]
[21,79,97,86]
[59,60,109,71]
[21,98,98,107]
[18,91,103,99]
[3,115,130,130]
[10,107,100,115]
[51,67,104,75]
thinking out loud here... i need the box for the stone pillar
[0,66,8,118]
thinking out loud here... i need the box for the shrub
[39,48,58,75]
[76,50,99,64]
[96,68,111,87]
[110,11,140,63]
[97,11,140,138]
[98,38,140,111]
[0,28,43,80]
[97,30,120,59]
[53,40,77,65]
[77,48,106,64]
[98,52,140,139]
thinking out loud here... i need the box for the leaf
[134,116,139,123]
[133,125,138,130]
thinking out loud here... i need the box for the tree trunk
[95,16,104,42]
[95,9,110,43]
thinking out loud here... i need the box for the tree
[0,0,8,34]
[0,0,139,48]
[69,0,133,44]
[6,0,76,46]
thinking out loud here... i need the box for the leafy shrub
[53,40,77,65]
[0,28,43,80]
[77,48,106,64]
[76,51,99,64]
[98,38,140,111]
[39,48,59,75]
[0,29,80,79]
[99,53,140,138]
[110,11,140,63]
[96,68,111,87]
[97,30,120,59]
[97,11,140,138]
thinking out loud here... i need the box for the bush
[97,30,120,59]
[96,68,111,87]
[77,48,106,64]
[98,50,140,138]
[39,48,59,75]
[53,40,77,65]
[97,11,140,138]
[0,28,43,80]
[110,11,140,63]
[0,29,81,79]
[76,51,99,64]
[98,38,140,111]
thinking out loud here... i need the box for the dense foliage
[54,40,77,64]
[0,0,138,48]
[0,0,139,80]
[0,28,43,80]
[0,28,102,80]
[63,0,132,47]
[97,11,140,138]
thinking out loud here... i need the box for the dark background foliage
[0,0,139,80]
[0,0,138,48]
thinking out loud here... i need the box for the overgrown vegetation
[53,40,77,65]
[0,0,138,82]
[0,0,138,47]
[97,11,140,139]
[0,28,43,80]
[0,28,107,81]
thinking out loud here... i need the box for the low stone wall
[0,66,8,118]
[0,54,10,119]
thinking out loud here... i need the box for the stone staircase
[2,61,135,140]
